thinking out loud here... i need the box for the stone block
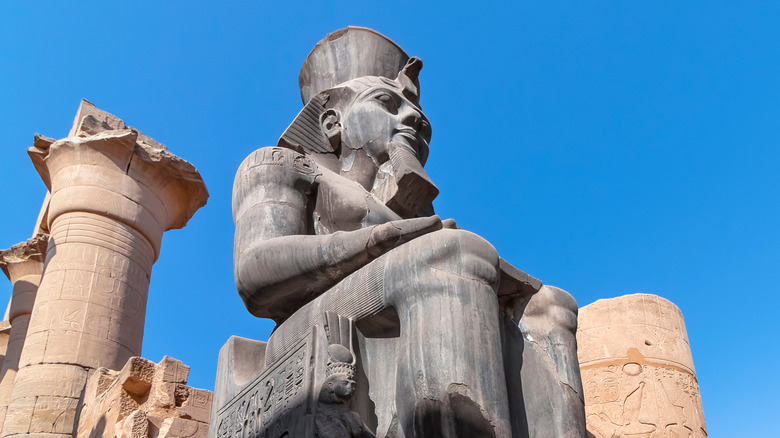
[210,336,267,415]
[29,395,79,434]
[116,409,148,438]
[159,356,190,384]
[78,355,213,438]
[158,417,206,438]
[178,389,212,423]
[118,357,156,397]
[1,396,35,435]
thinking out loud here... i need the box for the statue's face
[333,377,356,398]
[322,76,439,217]
[338,78,431,166]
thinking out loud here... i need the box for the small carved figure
[315,358,375,438]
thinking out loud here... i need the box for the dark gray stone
[214,27,585,438]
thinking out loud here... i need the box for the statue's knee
[522,285,579,334]
[384,229,500,308]
[417,228,500,286]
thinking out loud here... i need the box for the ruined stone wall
[78,356,212,438]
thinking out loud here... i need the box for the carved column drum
[577,293,707,438]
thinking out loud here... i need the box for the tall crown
[298,26,410,104]
[326,361,357,379]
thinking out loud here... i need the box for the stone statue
[217,26,585,438]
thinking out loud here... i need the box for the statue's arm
[233,147,441,322]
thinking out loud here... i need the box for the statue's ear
[320,109,342,151]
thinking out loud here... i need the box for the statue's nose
[399,105,423,132]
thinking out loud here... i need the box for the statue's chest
[313,173,401,234]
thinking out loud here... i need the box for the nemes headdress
[279,26,423,154]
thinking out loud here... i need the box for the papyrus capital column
[576,293,707,438]
[0,235,48,431]
[2,100,208,438]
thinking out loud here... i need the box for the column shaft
[0,236,47,433]
[2,213,154,438]
[576,293,707,438]
[1,100,207,438]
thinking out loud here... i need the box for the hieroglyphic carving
[191,388,213,411]
[215,338,311,438]
[27,236,150,356]
[162,356,191,383]
[582,360,706,437]
[578,294,707,438]
[45,236,151,300]
[243,147,319,178]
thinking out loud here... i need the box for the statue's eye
[375,93,391,102]
[374,93,398,112]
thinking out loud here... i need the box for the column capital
[0,234,48,323]
[0,234,47,285]
[27,100,209,259]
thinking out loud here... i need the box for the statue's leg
[264,229,511,438]
[508,285,586,438]
[383,229,511,438]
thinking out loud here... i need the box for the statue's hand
[367,215,442,257]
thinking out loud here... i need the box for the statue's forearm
[235,228,374,315]
[235,216,442,321]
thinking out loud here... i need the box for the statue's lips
[391,129,420,157]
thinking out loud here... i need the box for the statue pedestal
[211,315,353,438]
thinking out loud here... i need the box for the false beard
[371,141,439,218]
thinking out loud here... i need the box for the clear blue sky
[1,2,777,435]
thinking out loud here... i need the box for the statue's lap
[265,228,500,364]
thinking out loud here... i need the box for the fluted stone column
[1,100,208,438]
[0,235,48,432]
[576,293,707,438]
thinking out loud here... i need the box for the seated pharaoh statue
[213,27,585,438]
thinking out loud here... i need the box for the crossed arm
[233,147,443,323]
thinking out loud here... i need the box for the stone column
[1,100,208,438]
[0,327,8,383]
[0,235,48,431]
[576,293,707,438]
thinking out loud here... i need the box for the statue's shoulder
[237,146,320,178]
[233,147,322,223]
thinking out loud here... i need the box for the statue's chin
[371,143,439,218]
